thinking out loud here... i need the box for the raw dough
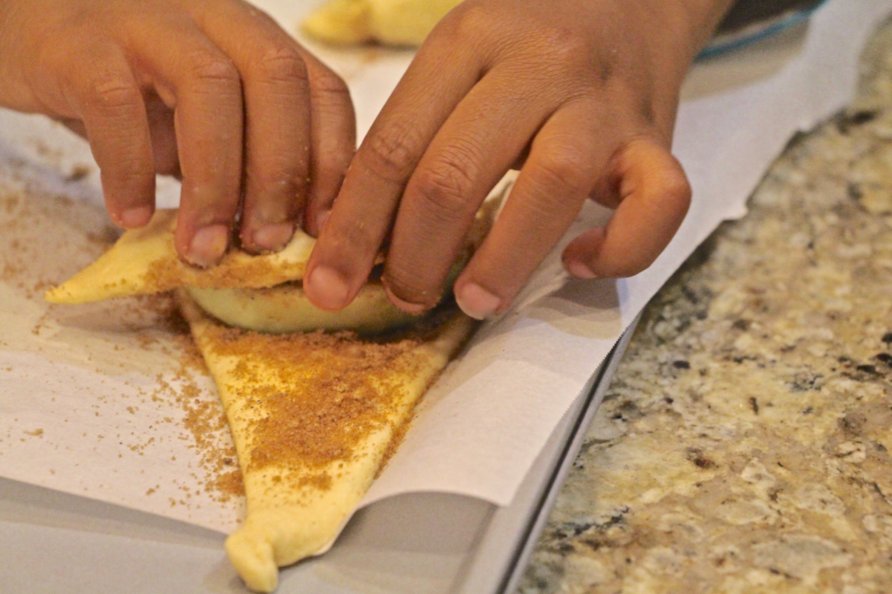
[45,210,317,304]
[302,0,462,46]
[179,295,473,592]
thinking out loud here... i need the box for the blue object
[698,0,828,59]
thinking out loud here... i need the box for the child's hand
[305,0,732,319]
[0,0,355,266]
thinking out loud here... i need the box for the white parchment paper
[1,0,889,534]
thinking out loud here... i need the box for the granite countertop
[520,18,892,594]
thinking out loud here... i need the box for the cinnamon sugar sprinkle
[200,320,445,489]
[1,172,245,507]
[144,250,306,292]
[151,307,245,502]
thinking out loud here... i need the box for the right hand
[0,0,356,266]
[303,0,730,319]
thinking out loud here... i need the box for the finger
[381,69,562,312]
[300,50,356,238]
[194,0,355,240]
[562,138,691,278]
[144,93,180,177]
[304,32,483,311]
[453,101,612,319]
[197,2,312,253]
[126,17,244,267]
[65,86,184,181]
[65,45,155,228]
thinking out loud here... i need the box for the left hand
[0,0,355,267]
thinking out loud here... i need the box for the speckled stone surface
[519,20,892,594]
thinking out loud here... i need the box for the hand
[304,0,732,318]
[0,0,355,266]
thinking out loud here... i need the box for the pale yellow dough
[45,210,317,304]
[178,295,473,592]
[302,0,462,46]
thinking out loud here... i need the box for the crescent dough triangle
[178,294,473,592]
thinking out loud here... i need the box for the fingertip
[182,224,230,268]
[304,264,352,311]
[454,280,501,321]
[562,226,603,273]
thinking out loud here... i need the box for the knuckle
[533,147,591,195]
[86,77,141,114]
[188,52,240,88]
[362,122,423,182]
[256,45,309,86]
[312,71,350,98]
[308,72,352,120]
[412,155,476,225]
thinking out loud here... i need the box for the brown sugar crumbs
[141,234,306,293]
[156,311,245,502]
[1,169,246,506]
[200,319,441,488]
[112,297,244,503]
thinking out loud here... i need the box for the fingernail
[186,224,229,268]
[119,206,153,228]
[455,283,501,321]
[383,283,428,315]
[566,259,598,279]
[305,265,351,310]
[251,222,294,252]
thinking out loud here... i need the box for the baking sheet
[1,0,891,539]
[0,320,635,594]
